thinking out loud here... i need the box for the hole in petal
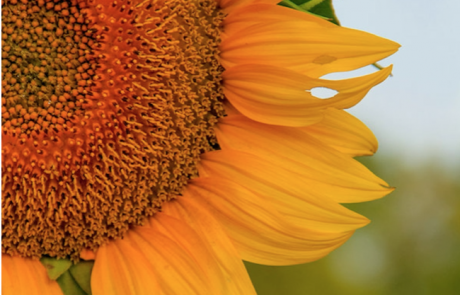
[309,87,338,99]
[320,63,389,80]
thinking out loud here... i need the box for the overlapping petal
[221,5,400,77]
[223,64,392,126]
[162,198,257,295]
[2,255,63,295]
[215,115,392,203]
[186,176,361,265]
[91,235,161,295]
[92,210,251,294]
[222,103,378,157]
[303,108,379,156]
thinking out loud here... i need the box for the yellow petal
[222,64,392,127]
[303,108,378,156]
[146,214,243,294]
[218,0,279,14]
[80,248,96,260]
[93,214,230,294]
[162,197,257,295]
[91,236,161,295]
[2,255,63,295]
[221,15,400,77]
[187,177,359,265]
[215,116,392,203]
[142,216,222,294]
[223,4,335,36]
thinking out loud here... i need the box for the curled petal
[222,64,392,126]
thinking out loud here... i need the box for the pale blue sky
[327,0,460,166]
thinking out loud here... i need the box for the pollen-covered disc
[1,0,226,260]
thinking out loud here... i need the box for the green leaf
[279,0,340,25]
[57,271,88,295]
[69,261,94,295]
[298,0,325,10]
[279,0,327,19]
[305,0,340,25]
[40,257,72,281]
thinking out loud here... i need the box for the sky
[325,0,460,167]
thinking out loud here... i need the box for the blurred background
[245,0,460,294]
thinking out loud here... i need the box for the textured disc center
[2,0,225,260]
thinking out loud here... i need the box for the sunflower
[1,0,399,293]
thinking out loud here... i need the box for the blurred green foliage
[245,156,460,294]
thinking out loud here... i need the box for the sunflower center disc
[2,0,225,260]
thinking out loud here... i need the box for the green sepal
[69,261,94,295]
[298,0,326,11]
[304,0,340,25]
[279,0,340,25]
[57,271,88,295]
[40,257,73,281]
[279,0,327,19]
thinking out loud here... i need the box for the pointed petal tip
[359,216,371,228]
[362,217,371,227]
[371,64,393,83]
[346,210,371,229]
[384,186,396,193]
[379,37,401,52]
[370,64,394,85]
[363,31,400,54]
[383,64,394,73]
[363,147,378,156]
[339,213,370,231]
[377,177,395,193]
[390,39,402,51]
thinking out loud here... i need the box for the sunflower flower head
[2,0,399,294]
